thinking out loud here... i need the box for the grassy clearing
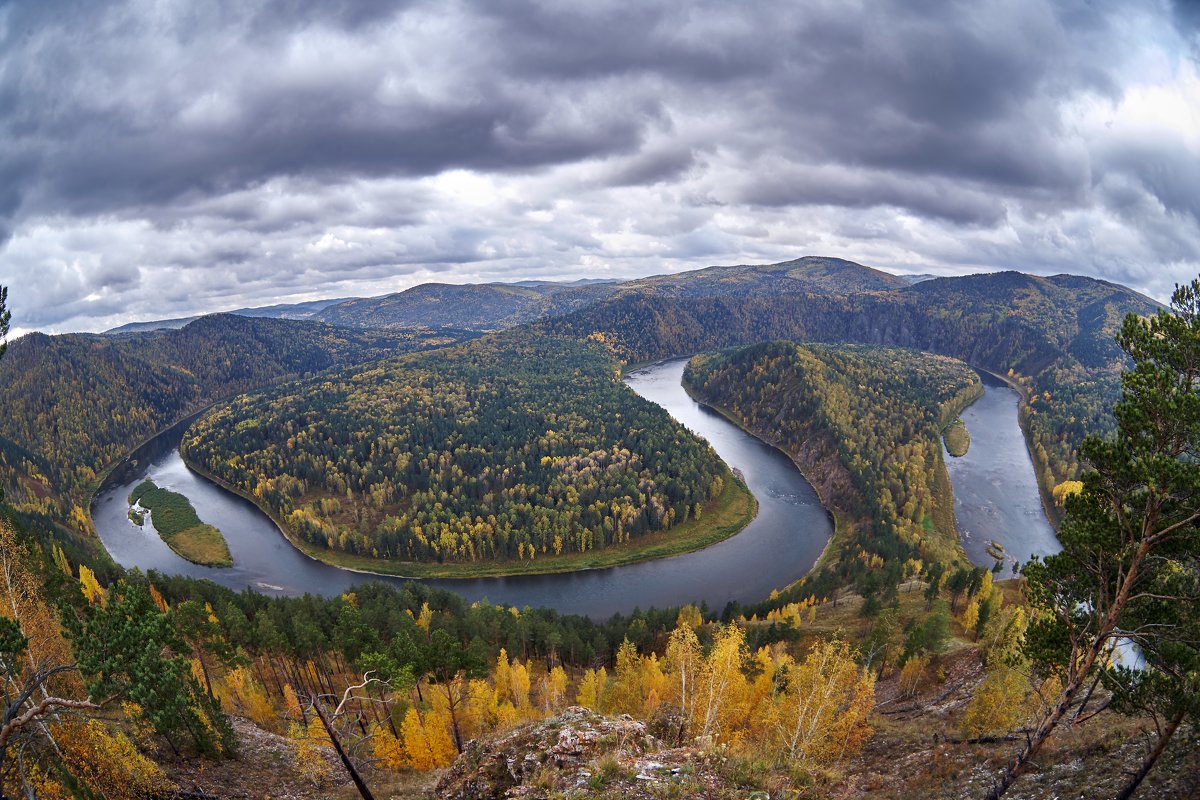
[183,456,756,579]
[943,419,971,457]
[128,479,232,567]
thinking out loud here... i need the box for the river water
[92,358,832,617]
[91,358,1057,617]
[943,370,1060,570]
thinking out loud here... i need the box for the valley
[2,255,1193,800]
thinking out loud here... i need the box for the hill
[539,269,1160,499]
[313,280,618,331]
[102,257,902,335]
[614,255,910,297]
[0,315,466,548]
[686,342,981,597]
[104,296,356,334]
[181,331,744,576]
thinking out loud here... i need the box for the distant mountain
[102,258,908,334]
[313,281,619,330]
[614,256,910,297]
[104,297,358,334]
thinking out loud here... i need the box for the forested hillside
[687,343,981,597]
[543,270,1159,498]
[0,315,465,537]
[613,255,910,297]
[314,280,617,331]
[182,332,732,571]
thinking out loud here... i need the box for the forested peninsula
[181,332,752,577]
[686,342,982,602]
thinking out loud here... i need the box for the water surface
[944,371,1060,570]
[93,358,832,617]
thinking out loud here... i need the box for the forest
[686,342,982,599]
[1,270,1198,799]
[540,269,1159,503]
[0,315,465,538]
[182,332,729,566]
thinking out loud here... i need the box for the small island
[128,479,232,567]
[943,418,971,457]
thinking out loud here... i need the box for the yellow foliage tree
[664,623,704,735]
[507,659,531,712]
[898,654,929,699]
[961,664,1030,737]
[78,564,105,606]
[371,723,409,771]
[604,639,644,715]
[697,624,749,743]
[401,708,457,771]
[1051,480,1084,507]
[48,719,174,800]
[766,638,875,767]
[961,598,980,639]
[494,648,512,703]
[575,667,606,710]
[219,665,277,730]
[675,604,704,631]
[288,719,333,786]
[539,665,569,713]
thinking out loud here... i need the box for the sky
[0,0,1198,335]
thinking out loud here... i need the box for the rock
[435,707,661,800]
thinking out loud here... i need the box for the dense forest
[315,280,617,331]
[0,315,465,538]
[541,269,1158,500]
[183,332,728,565]
[2,267,1197,799]
[686,343,981,598]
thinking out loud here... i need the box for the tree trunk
[311,700,375,800]
[1113,710,1186,800]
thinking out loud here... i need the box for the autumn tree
[988,280,1200,799]
[0,521,103,794]
[422,629,487,753]
[766,638,875,767]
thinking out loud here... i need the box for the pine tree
[989,280,1200,799]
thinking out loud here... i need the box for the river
[92,358,832,617]
[943,370,1061,570]
[91,358,1057,617]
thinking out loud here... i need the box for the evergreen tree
[988,280,1200,799]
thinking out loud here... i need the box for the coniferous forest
[686,342,981,580]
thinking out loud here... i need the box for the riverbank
[681,362,973,584]
[181,449,757,579]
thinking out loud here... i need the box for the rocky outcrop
[434,706,734,800]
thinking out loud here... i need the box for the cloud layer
[1,0,1198,333]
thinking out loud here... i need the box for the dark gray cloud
[0,0,1197,333]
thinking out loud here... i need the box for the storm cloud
[0,0,1197,333]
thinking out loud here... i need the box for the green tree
[64,579,236,757]
[987,280,1200,799]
